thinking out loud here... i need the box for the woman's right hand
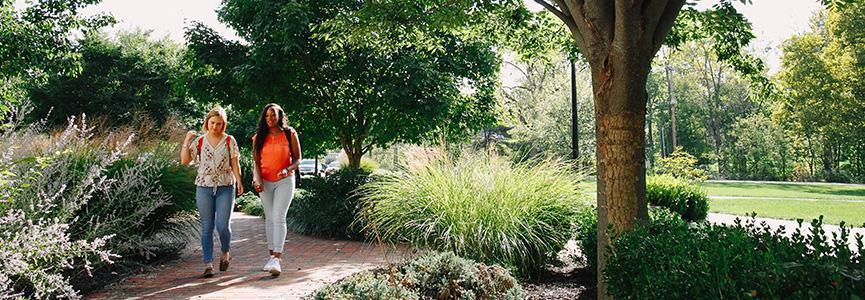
[185,130,197,143]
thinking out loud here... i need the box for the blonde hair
[202,106,228,131]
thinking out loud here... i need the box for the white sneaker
[265,257,282,276]
[262,256,275,272]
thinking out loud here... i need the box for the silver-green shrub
[0,114,196,298]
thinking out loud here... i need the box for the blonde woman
[251,103,301,276]
[180,106,243,278]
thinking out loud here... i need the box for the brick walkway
[87,212,409,299]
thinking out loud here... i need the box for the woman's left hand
[277,168,290,179]
[236,182,244,196]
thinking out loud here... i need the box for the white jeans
[260,175,295,253]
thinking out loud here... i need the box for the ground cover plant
[310,251,525,300]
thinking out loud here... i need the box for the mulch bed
[522,268,596,300]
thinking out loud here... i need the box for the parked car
[298,159,324,177]
[325,161,342,176]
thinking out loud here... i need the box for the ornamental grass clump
[357,150,590,277]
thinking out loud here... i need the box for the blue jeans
[196,185,235,263]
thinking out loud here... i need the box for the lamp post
[571,58,579,162]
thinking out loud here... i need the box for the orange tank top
[256,132,294,182]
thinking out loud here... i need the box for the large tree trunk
[533,1,686,298]
[592,53,652,298]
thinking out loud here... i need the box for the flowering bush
[0,114,197,297]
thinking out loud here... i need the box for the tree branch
[535,0,584,50]
[361,143,374,154]
[583,0,615,47]
[643,0,670,38]
[559,0,612,61]
[651,0,686,54]
[534,0,570,20]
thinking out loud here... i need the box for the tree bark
[592,52,652,299]
[535,1,686,298]
[346,149,363,168]
[823,137,834,179]
[665,61,677,150]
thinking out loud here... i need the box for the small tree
[655,147,708,182]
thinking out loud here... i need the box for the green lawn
[578,180,865,226]
[702,181,865,200]
[708,197,865,226]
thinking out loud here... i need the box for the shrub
[402,252,524,299]
[654,147,708,182]
[238,146,255,195]
[572,208,598,275]
[236,193,263,216]
[646,174,709,221]
[358,150,591,277]
[0,116,197,297]
[573,207,677,277]
[311,272,418,300]
[286,167,373,239]
[310,251,524,300]
[604,214,865,299]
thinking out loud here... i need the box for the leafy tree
[776,3,865,182]
[28,30,194,127]
[722,114,790,180]
[1,0,112,114]
[500,51,595,165]
[654,147,708,182]
[317,0,853,295]
[184,0,509,166]
[658,41,759,175]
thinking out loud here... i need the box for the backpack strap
[226,135,232,158]
[197,136,204,159]
[197,135,233,160]
[283,128,295,163]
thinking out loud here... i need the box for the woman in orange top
[251,103,301,276]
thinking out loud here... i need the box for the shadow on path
[87,212,408,299]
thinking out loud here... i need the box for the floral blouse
[188,134,239,187]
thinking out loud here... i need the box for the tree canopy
[28,30,192,127]
[184,0,514,165]
[1,0,112,114]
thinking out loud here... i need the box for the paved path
[87,212,408,299]
[708,213,865,252]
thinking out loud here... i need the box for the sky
[56,0,820,75]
